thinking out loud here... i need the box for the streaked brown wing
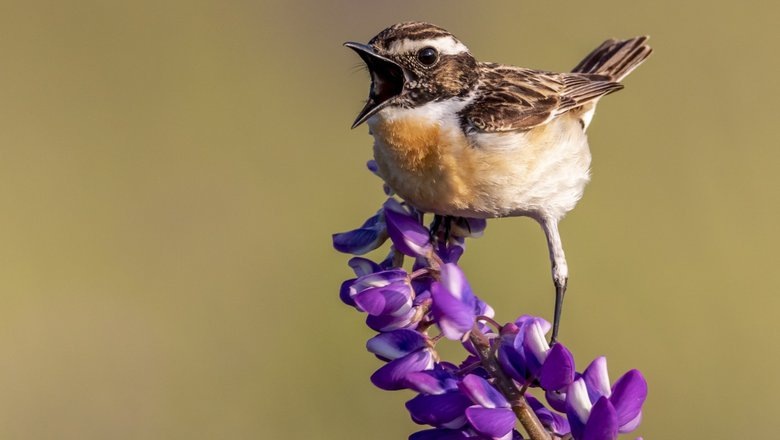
[460,63,623,132]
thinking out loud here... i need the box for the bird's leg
[443,216,453,242]
[539,217,569,345]
[429,215,454,244]
[430,215,444,242]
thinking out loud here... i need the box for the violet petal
[383,199,431,257]
[439,263,476,304]
[460,374,510,409]
[431,281,476,340]
[332,213,388,255]
[497,337,529,384]
[609,369,648,429]
[365,307,418,332]
[539,343,575,392]
[465,406,516,438]
[366,329,427,361]
[370,349,434,391]
[565,379,591,439]
[406,392,472,427]
[348,257,381,277]
[340,279,356,307]
[580,397,618,440]
[406,366,461,395]
[408,428,472,440]
[527,394,570,436]
[582,357,612,402]
[619,411,643,433]
[544,389,568,413]
[353,284,412,316]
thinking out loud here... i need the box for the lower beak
[344,42,407,128]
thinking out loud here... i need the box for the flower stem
[468,325,551,440]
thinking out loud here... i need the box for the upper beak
[344,42,407,129]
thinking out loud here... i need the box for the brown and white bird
[344,22,651,342]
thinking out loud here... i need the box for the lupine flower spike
[333,168,648,439]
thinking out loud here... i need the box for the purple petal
[609,370,647,429]
[438,242,465,263]
[465,406,516,438]
[406,365,461,395]
[366,306,419,332]
[539,343,575,392]
[619,411,642,433]
[517,321,548,378]
[431,282,476,340]
[497,331,530,384]
[384,199,432,257]
[511,316,549,368]
[366,329,427,361]
[473,296,494,319]
[340,279,356,307]
[439,264,476,303]
[580,397,618,440]
[409,428,472,440]
[367,159,379,174]
[353,283,413,316]
[460,374,510,409]
[527,394,570,436]
[350,269,408,292]
[406,392,471,427]
[582,357,612,402]
[348,257,381,277]
[514,315,551,334]
[332,213,388,255]
[370,349,434,391]
[544,389,568,413]
[565,379,591,438]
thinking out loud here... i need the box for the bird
[344,22,651,343]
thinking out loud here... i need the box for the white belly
[467,115,592,220]
[368,105,592,221]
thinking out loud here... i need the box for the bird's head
[345,22,479,128]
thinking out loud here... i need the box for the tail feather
[572,36,652,81]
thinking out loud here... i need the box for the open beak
[344,42,407,128]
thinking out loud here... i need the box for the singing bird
[344,22,651,342]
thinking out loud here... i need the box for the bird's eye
[417,47,439,66]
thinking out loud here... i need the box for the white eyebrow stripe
[388,36,469,56]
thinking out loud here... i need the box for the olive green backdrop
[0,1,776,438]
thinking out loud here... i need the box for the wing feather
[460,63,622,132]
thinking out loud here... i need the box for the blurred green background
[0,0,776,438]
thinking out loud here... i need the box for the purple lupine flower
[459,374,516,439]
[342,268,424,331]
[384,198,432,258]
[498,316,574,395]
[409,427,523,440]
[348,256,383,276]
[367,331,436,390]
[332,209,388,255]
[405,366,472,429]
[367,329,429,361]
[497,316,549,384]
[566,357,648,440]
[526,394,570,436]
[334,168,647,439]
[347,270,411,314]
[431,263,478,340]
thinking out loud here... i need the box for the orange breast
[370,116,480,215]
[371,117,444,174]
